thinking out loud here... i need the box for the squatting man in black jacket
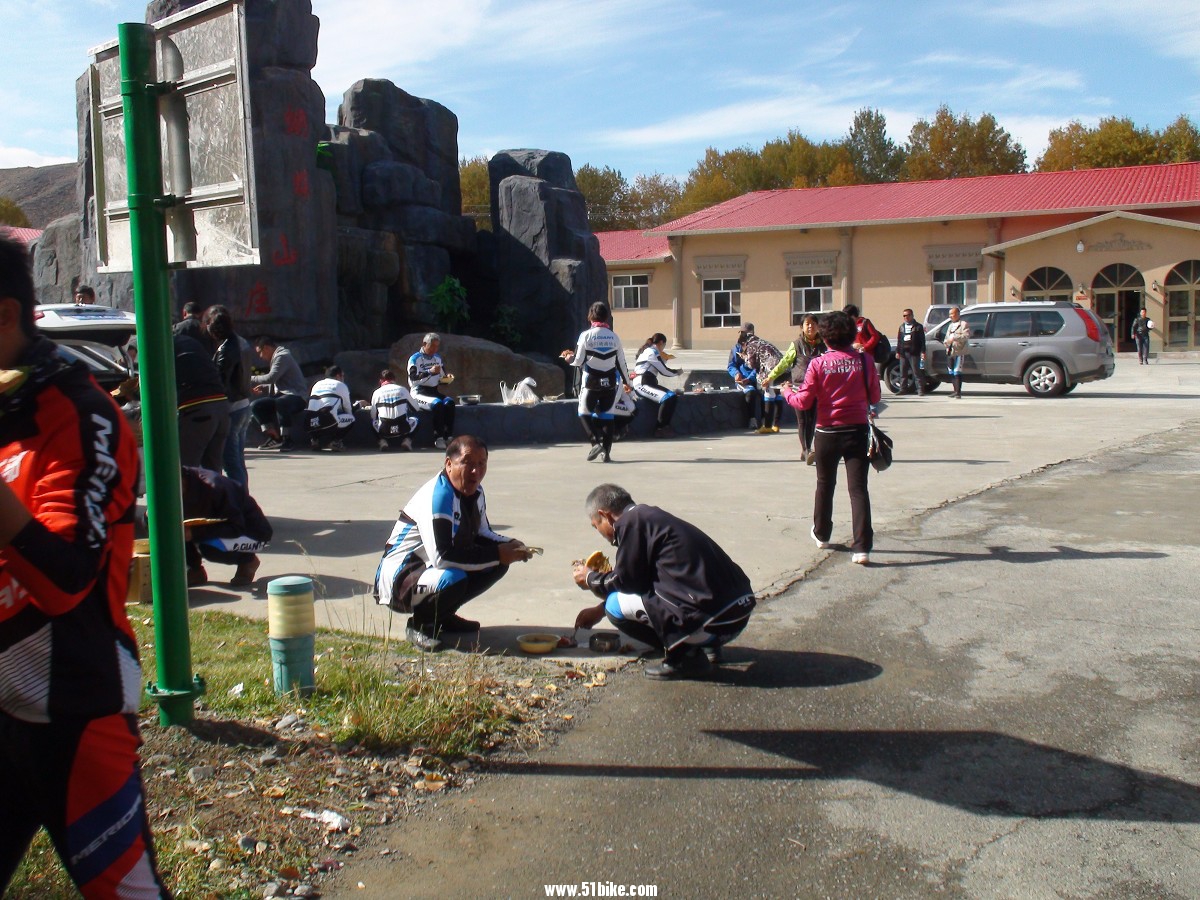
[572,484,756,680]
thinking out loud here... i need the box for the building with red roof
[596,161,1200,354]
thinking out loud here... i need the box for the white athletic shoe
[852,552,870,565]
[810,527,830,549]
[433,437,448,450]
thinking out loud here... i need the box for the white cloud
[980,0,1200,69]
[0,143,75,168]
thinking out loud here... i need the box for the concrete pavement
[167,357,1200,897]
[185,358,1200,655]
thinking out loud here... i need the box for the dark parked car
[883,301,1115,397]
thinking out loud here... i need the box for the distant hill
[0,163,77,228]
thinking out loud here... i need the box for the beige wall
[607,260,674,351]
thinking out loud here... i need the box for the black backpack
[873,330,891,365]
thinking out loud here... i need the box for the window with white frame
[791,273,833,323]
[702,278,741,328]
[932,268,978,306]
[611,273,649,310]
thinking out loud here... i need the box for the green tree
[429,276,469,332]
[576,164,632,232]
[1159,114,1200,163]
[902,105,1026,180]
[626,173,684,228]
[845,108,906,183]
[0,197,30,227]
[459,155,491,230]
[1035,116,1196,171]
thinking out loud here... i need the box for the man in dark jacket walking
[572,484,756,679]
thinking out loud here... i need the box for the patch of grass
[8,610,518,897]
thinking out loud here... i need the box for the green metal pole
[118,22,199,726]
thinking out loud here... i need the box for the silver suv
[884,301,1115,397]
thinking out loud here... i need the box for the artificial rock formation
[388,333,568,404]
[489,150,607,355]
[325,79,477,347]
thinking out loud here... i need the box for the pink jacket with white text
[782,349,881,428]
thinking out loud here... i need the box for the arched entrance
[1164,260,1200,350]
[1091,264,1145,352]
[1021,266,1074,301]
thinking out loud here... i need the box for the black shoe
[278,438,295,452]
[405,618,443,652]
[309,438,322,451]
[601,449,611,462]
[439,614,480,633]
[587,445,603,461]
[645,650,711,680]
[702,645,724,665]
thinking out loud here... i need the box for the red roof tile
[596,230,671,263]
[652,162,1200,235]
[0,226,43,247]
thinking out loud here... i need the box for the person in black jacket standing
[896,308,927,395]
[572,484,756,679]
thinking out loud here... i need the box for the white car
[35,303,137,350]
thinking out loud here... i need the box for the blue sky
[2,0,1198,179]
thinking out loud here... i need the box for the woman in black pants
[781,311,881,565]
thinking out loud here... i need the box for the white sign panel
[89,0,259,271]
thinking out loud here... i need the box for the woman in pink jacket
[782,311,881,565]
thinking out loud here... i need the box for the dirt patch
[139,650,633,897]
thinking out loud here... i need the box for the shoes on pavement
[400,438,413,452]
[439,614,480,633]
[433,437,448,451]
[186,565,208,587]
[278,438,295,452]
[587,445,604,461]
[601,449,611,463]
[309,438,322,451]
[852,552,870,565]
[771,425,780,433]
[810,526,830,549]
[756,426,774,435]
[230,556,260,587]
[645,649,712,680]
[702,645,724,665]
[405,618,443,652]
[748,418,758,430]
[378,438,389,451]
[329,440,345,452]
[259,437,282,450]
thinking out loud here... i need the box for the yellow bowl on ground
[517,633,558,654]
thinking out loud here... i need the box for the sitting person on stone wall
[365,368,418,452]
[181,465,272,589]
[374,435,536,651]
[305,365,356,452]
[250,335,308,452]
[408,332,456,451]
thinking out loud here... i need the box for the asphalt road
[173,360,1200,898]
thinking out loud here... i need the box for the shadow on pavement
[706,649,882,689]
[873,546,1167,568]
[710,729,1200,821]
[486,729,1200,822]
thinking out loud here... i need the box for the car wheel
[1024,360,1066,397]
[1062,382,1078,394]
[884,360,903,394]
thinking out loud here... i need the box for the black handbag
[867,422,893,472]
[861,353,893,472]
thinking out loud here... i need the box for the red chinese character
[283,106,308,136]
[272,234,299,267]
[292,170,310,198]
[245,281,271,319]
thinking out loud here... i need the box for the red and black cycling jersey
[0,338,141,723]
